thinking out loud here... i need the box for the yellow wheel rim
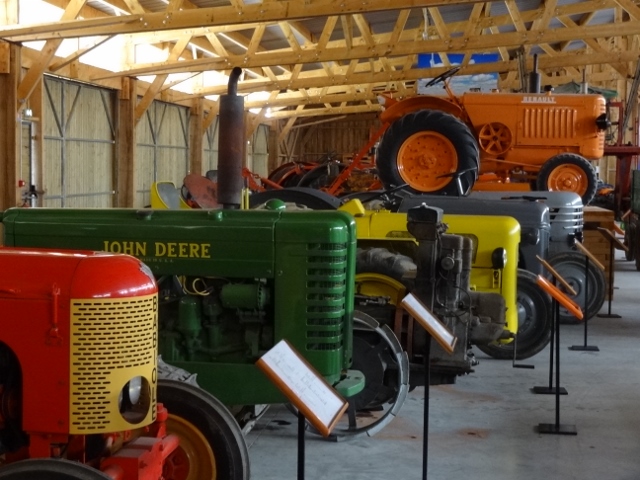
[164,414,217,480]
[355,273,407,305]
[546,164,589,196]
[397,131,458,191]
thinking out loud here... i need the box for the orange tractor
[375,66,610,204]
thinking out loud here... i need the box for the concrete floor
[247,251,640,480]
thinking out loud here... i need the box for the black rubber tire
[536,153,598,205]
[547,251,606,323]
[635,233,640,271]
[376,109,479,195]
[624,224,635,261]
[267,162,314,188]
[297,163,346,190]
[248,186,341,210]
[476,269,552,360]
[356,247,415,290]
[354,247,415,352]
[0,459,110,479]
[158,379,250,480]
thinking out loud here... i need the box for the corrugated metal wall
[136,100,190,207]
[248,124,269,177]
[30,77,272,208]
[204,116,219,175]
[20,121,33,206]
[203,119,270,179]
[42,76,116,208]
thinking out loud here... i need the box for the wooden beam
[203,103,220,131]
[173,47,640,100]
[0,0,18,25]
[16,0,87,111]
[49,35,113,72]
[116,76,137,207]
[134,33,192,122]
[0,42,21,209]
[1,0,492,41]
[0,41,9,73]
[269,103,382,120]
[88,19,640,81]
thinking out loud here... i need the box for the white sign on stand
[401,293,457,354]
[256,339,348,437]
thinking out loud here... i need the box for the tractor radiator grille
[305,243,348,351]
[522,108,577,139]
[69,294,157,433]
[549,205,584,235]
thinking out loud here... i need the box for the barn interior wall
[294,113,381,165]
[135,100,190,207]
[41,76,116,208]
[29,75,270,208]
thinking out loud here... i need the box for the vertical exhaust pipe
[217,67,244,209]
[529,54,541,94]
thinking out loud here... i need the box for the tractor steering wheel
[423,66,461,88]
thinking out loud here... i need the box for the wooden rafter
[1,0,490,41]
[5,0,638,123]
[16,0,87,109]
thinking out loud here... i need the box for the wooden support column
[189,97,204,176]
[116,76,136,207]
[0,42,21,210]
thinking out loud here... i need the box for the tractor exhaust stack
[217,67,244,209]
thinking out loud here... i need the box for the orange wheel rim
[163,414,216,480]
[397,131,458,191]
[478,123,512,155]
[546,164,589,196]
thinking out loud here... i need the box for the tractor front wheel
[159,380,250,480]
[547,251,606,323]
[0,459,110,480]
[536,153,598,205]
[476,269,552,360]
[376,110,479,196]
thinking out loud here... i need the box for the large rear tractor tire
[476,269,552,360]
[547,251,606,323]
[376,110,479,196]
[536,153,598,205]
[159,379,250,480]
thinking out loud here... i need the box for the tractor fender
[380,96,464,124]
[248,186,342,210]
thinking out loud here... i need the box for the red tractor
[0,247,249,480]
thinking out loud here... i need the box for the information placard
[536,254,577,296]
[597,227,628,252]
[256,339,348,437]
[574,240,605,271]
[537,275,584,321]
[401,293,457,354]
